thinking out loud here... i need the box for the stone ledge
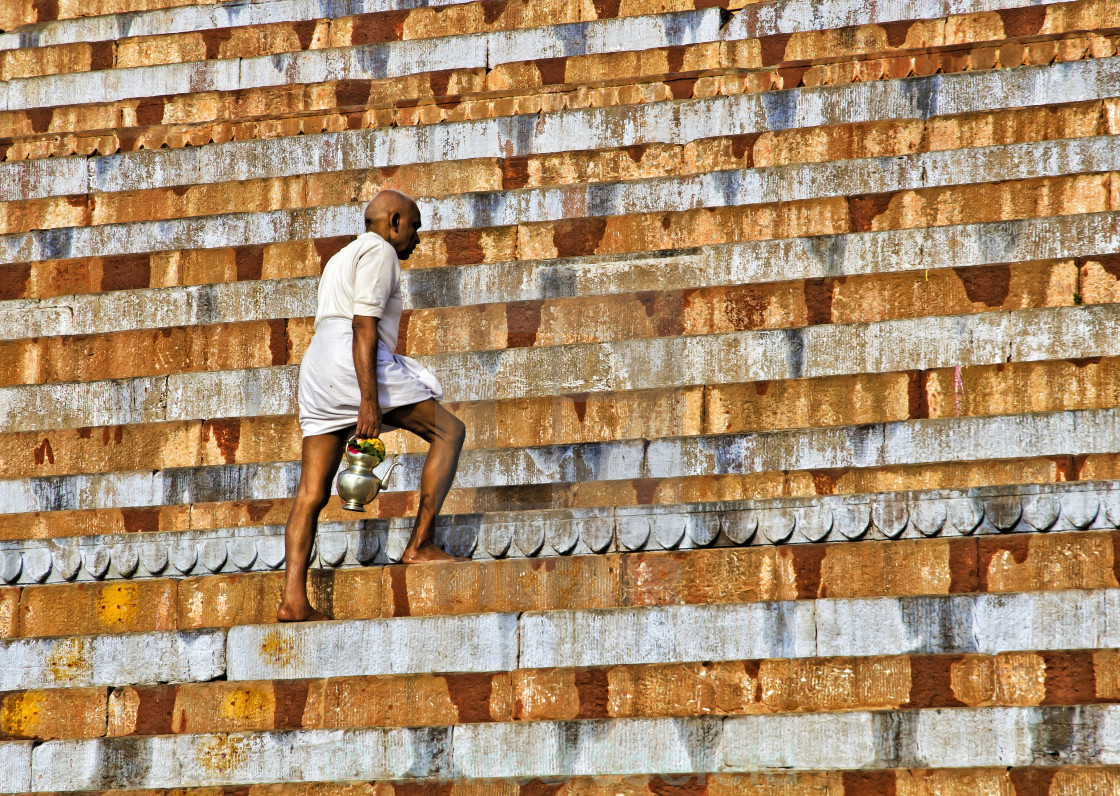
[2,588,1116,690]
[8,131,1116,253]
[8,132,1118,264]
[0,479,1116,584]
[1,213,1116,341]
[4,56,1114,204]
[3,405,1120,515]
[0,0,1048,53]
[15,705,1120,789]
[1,304,1116,431]
[6,649,1120,740]
[0,629,224,691]
[0,9,722,113]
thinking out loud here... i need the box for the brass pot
[336,446,401,512]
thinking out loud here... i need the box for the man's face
[391,206,422,260]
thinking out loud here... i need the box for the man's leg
[381,399,467,563]
[277,430,347,621]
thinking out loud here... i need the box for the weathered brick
[20,580,177,637]
[0,588,19,638]
[178,571,332,629]
[303,671,508,728]
[606,660,761,719]
[622,547,797,606]
[759,656,911,712]
[894,768,1012,795]
[950,652,1047,707]
[170,680,309,733]
[0,687,106,740]
[980,532,1120,593]
[818,539,955,598]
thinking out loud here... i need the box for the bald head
[364,190,422,260]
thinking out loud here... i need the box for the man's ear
[390,211,401,233]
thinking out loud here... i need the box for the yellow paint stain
[219,686,273,723]
[259,630,296,667]
[45,638,93,684]
[195,733,249,775]
[0,691,45,737]
[96,582,140,627]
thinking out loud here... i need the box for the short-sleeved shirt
[314,232,404,352]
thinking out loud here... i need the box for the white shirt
[314,232,404,352]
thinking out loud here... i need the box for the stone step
[0,0,251,32]
[6,56,1114,204]
[4,169,1113,277]
[3,648,1118,741]
[0,255,1108,388]
[5,128,1117,244]
[7,103,1112,239]
[2,210,1115,334]
[2,5,1115,159]
[8,703,1120,790]
[3,355,1120,484]
[2,0,696,82]
[2,587,1118,692]
[5,406,1120,515]
[0,8,725,113]
[1,302,1114,431]
[0,0,1060,54]
[6,769,1120,796]
[0,502,1116,632]
[2,449,1106,544]
[6,44,1113,175]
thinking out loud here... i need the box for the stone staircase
[2,0,1120,790]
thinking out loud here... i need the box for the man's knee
[294,479,332,512]
[443,415,466,448]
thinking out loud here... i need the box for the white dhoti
[298,317,443,437]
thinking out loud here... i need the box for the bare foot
[400,543,470,564]
[276,601,330,622]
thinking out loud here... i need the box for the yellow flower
[350,436,386,463]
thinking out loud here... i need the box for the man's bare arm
[352,314,382,438]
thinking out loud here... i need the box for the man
[277,189,467,623]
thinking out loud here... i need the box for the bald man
[278,190,467,622]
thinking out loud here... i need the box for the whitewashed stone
[8,134,1120,265]
[32,727,453,790]
[946,498,985,535]
[1063,492,1101,529]
[427,136,1120,231]
[1021,494,1059,532]
[4,10,720,113]
[617,516,651,550]
[4,213,1115,344]
[0,741,32,794]
[719,712,878,771]
[0,630,225,690]
[0,551,21,583]
[723,0,1058,40]
[758,509,796,544]
[7,407,1120,514]
[226,613,519,680]
[0,0,475,51]
[913,707,1036,767]
[7,57,1115,203]
[454,718,717,779]
[971,590,1117,653]
[519,602,817,669]
[28,706,1120,788]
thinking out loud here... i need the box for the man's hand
[356,397,382,439]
